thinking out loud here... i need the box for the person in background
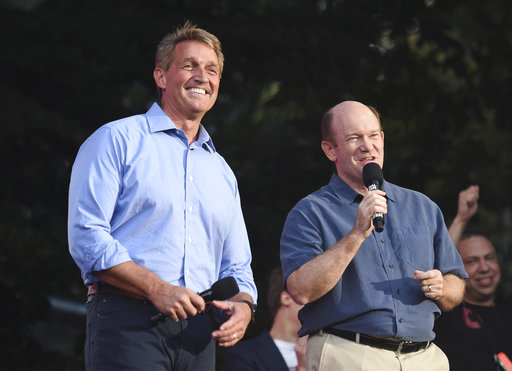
[280,100,467,370]
[434,187,512,371]
[68,21,257,371]
[225,267,307,371]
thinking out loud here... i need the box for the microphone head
[363,162,383,188]
[211,276,240,300]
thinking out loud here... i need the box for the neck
[160,102,203,145]
[269,311,300,343]
[464,297,495,307]
[337,173,367,195]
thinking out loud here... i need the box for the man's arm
[95,261,206,321]
[286,231,366,305]
[438,273,466,311]
[286,189,387,305]
[414,270,465,311]
[448,185,479,246]
[209,186,257,347]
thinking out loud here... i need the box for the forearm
[448,216,468,247]
[286,231,365,305]
[94,261,167,300]
[436,273,466,311]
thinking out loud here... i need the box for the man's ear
[153,67,166,89]
[321,140,336,162]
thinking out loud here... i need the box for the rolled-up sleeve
[68,127,131,284]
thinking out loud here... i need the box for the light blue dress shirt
[280,174,467,341]
[68,103,257,302]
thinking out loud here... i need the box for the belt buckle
[395,340,412,355]
[87,282,99,302]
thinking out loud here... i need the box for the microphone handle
[151,291,213,324]
[368,181,384,232]
[373,213,384,232]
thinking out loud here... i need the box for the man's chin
[472,293,495,303]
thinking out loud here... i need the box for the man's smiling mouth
[189,88,206,95]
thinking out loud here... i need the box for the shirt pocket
[394,226,435,272]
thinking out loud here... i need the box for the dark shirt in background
[434,302,512,371]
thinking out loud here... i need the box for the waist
[87,282,145,300]
[321,328,431,355]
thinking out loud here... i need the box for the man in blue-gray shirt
[68,22,257,371]
[280,101,467,370]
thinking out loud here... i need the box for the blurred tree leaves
[1,0,512,367]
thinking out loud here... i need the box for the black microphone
[362,162,385,233]
[151,276,240,324]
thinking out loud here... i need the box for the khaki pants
[307,332,449,371]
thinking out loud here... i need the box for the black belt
[322,328,431,354]
[87,282,145,300]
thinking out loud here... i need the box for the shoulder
[225,331,285,370]
[76,114,147,163]
[495,304,512,321]
[290,184,335,214]
[385,181,431,201]
[228,331,274,352]
[100,113,149,138]
[385,181,441,212]
[81,113,148,149]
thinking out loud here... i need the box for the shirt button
[189,175,194,182]
[188,237,192,243]
[397,289,400,294]
[186,269,190,275]
[389,264,393,268]
[188,206,193,213]
[380,239,385,243]
[399,318,403,323]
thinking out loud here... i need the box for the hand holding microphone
[151,276,240,324]
[363,162,385,233]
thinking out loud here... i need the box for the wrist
[453,215,469,225]
[238,300,256,323]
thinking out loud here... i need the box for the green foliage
[1,0,512,367]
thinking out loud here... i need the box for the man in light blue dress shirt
[280,101,468,370]
[68,21,257,371]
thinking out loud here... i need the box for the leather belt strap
[87,282,145,300]
[322,328,431,355]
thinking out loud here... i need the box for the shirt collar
[328,173,395,204]
[145,102,216,153]
[196,125,216,153]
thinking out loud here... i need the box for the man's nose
[359,136,372,150]
[194,68,209,83]
[477,260,490,272]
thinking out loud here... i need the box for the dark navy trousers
[85,293,216,371]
